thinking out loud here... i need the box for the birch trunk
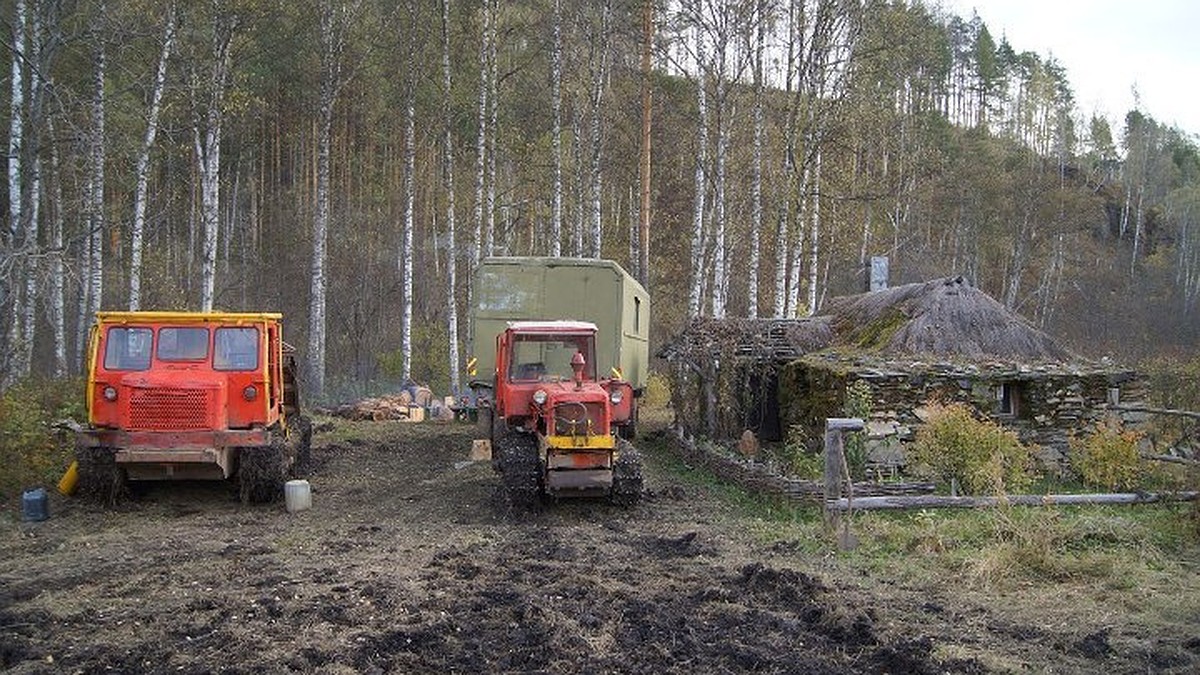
[471,1,489,269]
[485,3,497,256]
[7,0,24,243]
[442,0,461,395]
[748,3,764,318]
[194,17,234,313]
[48,119,65,377]
[587,2,611,259]
[686,42,708,319]
[3,0,26,382]
[571,107,585,257]
[129,5,177,311]
[805,148,821,315]
[550,0,563,256]
[87,41,106,324]
[709,72,728,319]
[400,8,417,383]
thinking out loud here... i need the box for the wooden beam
[828,491,1199,512]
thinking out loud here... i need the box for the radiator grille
[552,401,608,436]
[129,388,211,430]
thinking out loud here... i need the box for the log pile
[331,387,457,422]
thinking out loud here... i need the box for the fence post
[824,417,864,531]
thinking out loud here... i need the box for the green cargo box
[469,257,650,392]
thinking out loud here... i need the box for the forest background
[2,0,1198,403]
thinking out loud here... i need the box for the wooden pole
[828,491,1199,512]
[823,417,864,530]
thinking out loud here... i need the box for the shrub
[842,379,872,480]
[642,372,671,410]
[910,402,1034,496]
[1069,421,1143,491]
[0,378,85,500]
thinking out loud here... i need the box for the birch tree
[308,0,360,400]
[441,0,461,395]
[189,6,236,313]
[471,0,491,270]
[747,0,766,317]
[400,4,419,383]
[86,19,107,332]
[550,0,564,256]
[687,31,708,319]
[586,0,612,259]
[129,4,177,311]
[2,0,27,384]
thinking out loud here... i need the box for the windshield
[103,327,153,371]
[157,327,210,361]
[508,333,595,382]
[214,327,260,371]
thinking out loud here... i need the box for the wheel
[494,430,542,511]
[238,437,287,504]
[76,444,127,506]
[610,440,643,507]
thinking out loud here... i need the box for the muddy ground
[1,422,1195,673]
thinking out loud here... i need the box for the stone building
[660,277,1146,470]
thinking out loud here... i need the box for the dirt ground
[1,421,1195,673]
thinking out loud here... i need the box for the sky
[940,0,1200,138]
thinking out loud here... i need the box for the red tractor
[75,311,311,503]
[486,321,642,507]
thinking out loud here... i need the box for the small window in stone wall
[997,381,1022,417]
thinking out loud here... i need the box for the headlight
[609,388,624,404]
[103,386,118,402]
[532,389,548,405]
[243,385,258,401]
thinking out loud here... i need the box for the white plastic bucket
[284,479,312,513]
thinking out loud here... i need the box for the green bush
[1069,421,1143,491]
[910,402,1034,496]
[0,378,85,500]
[842,379,872,480]
[377,322,451,394]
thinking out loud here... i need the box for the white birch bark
[7,0,24,242]
[193,16,234,314]
[786,162,808,316]
[308,0,358,399]
[550,0,563,256]
[686,36,708,319]
[471,1,489,269]
[442,0,461,395]
[3,0,26,382]
[709,70,728,319]
[400,8,417,383]
[48,120,65,377]
[129,5,177,311]
[485,2,497,256]
[587,1,611,259]
[748,1,764,319]
[805,148,822,315]
[87,40,106,325]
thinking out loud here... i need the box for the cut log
[828,491,1199,512]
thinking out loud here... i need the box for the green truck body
[470,257,650,392]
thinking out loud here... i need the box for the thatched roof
[819,276,1072,362]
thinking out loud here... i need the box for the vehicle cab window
[214,327,260,371]
[103,327,153,371]
[157,327,210,361]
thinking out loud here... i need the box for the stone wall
[781,355,1148,473]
